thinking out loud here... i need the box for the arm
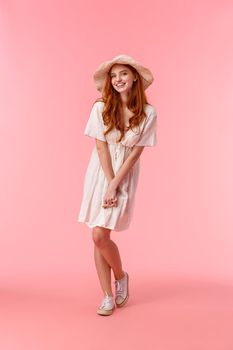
[110,145,145,190]
[96,140,144,207]
[96,140,144,189]
[95,139,115,184]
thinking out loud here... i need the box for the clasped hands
[102,180,119,208]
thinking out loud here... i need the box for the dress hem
[77,219,128,232]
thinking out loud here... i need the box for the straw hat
[93,54,154,92]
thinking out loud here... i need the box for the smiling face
[110,64,137,95]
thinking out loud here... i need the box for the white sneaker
[97,292,115,316]
[114,271,129,307]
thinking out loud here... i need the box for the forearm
[96,147,115,184]
[110,154,140,189]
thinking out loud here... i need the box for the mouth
[115,83,126,88]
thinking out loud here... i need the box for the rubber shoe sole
[97,304,115,316]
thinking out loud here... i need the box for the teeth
[117,84,125,87]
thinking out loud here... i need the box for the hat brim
[93,54,154,92]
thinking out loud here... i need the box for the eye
[111,72,128,78]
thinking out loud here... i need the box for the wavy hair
[93,64,152,143]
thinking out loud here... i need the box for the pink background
[1,0,233,349]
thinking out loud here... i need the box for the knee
[92,226,110,248]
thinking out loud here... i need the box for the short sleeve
[84,102,107,142]
[135,107,157,146]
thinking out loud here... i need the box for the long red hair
[93,64,152,143]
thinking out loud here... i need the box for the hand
[102,182,118,208]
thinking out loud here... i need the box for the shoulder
[92,100,105,112]
[144,103,157,118]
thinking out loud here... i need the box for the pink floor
[0,275,233,350]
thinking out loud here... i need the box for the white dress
[77,101,157,231]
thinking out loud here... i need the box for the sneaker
[97,292,115,316]
[114,271,129,307]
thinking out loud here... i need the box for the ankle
[115,270,125,280]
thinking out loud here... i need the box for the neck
[120,91,129,106]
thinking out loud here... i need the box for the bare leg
[94,245,113,296]
[101,239,125,280]
[92,227,125,295]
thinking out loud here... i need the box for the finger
[103,197,117,208]
[103,201,115,208]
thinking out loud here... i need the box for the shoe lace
[114,280,123,295]
[101,294,113,308]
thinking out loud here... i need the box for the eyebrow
[110,70,128,75]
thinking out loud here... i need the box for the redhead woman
[77,54,157,316]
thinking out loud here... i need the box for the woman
[77,54,157,316]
